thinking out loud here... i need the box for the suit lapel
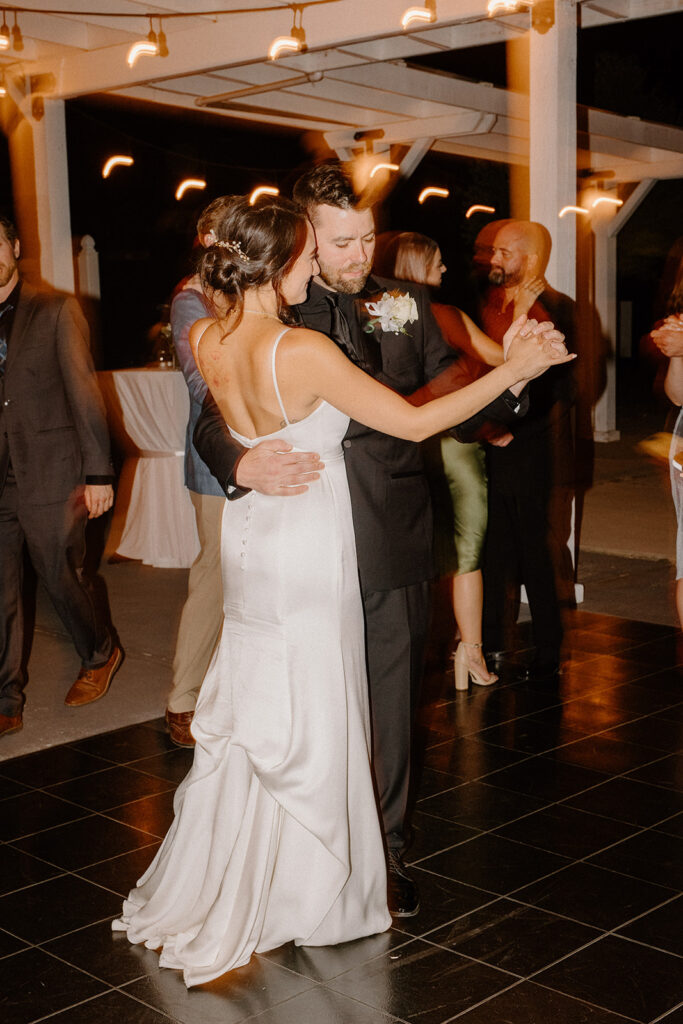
[5,283,38,375]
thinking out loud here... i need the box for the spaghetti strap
[271,328,292,426]
[195,321,214,347]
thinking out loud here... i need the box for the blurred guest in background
[0,214,121,738]
[164,197,233,747]
[478,220,576,683]
[377,230,507,689]
[651,256,683,628]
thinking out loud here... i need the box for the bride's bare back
[190,313,324,440]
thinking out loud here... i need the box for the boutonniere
[363,290,419,337]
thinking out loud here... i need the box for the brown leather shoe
[0,713,23,738]
[165,709,195,747]
[64,645,123,707]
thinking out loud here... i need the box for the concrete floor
[1,420,680,762]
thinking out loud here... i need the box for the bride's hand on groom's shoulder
[235,441,325,496]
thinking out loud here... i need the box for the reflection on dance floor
[1,608,682,1023]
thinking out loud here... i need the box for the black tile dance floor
[1,609,682,1023]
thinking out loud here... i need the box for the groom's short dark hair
[0,214,18,247]
[292,161,359,216]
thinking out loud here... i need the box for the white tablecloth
[99,368,200,569]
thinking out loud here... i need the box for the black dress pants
[482,457,565,663]
[362,580,431,853]
[0,476,112,715]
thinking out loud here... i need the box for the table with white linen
[99,368,200,569]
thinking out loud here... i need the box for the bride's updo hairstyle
[199,194,308,333]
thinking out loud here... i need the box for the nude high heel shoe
[453,641,498,691]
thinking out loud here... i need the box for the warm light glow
[249,186,280,205]
[465,204,496,218]
[369,162,400,179]
[102,155,134,179]
[487,0,523,14]
[0,35,9,51]
[175,178,207,201]
[591,196,624,210]
[126,40,158,67]
[0,85,6,97]
[418,187,449,204]
[558,205,589,218]
[401,6,436,29]
[268,35,302,59]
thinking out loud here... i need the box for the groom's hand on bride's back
[235,441,324,496]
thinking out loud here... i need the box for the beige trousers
[167,491,225,713]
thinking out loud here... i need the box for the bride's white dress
[113,330,391,986]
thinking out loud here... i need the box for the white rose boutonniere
[364,290,419,336]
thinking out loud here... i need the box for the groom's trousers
[363,580,431,853]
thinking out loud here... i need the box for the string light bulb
[175,178,207,201]
[591,196,623,210]
[249,186,280,204]
[465,204,496,218]
[487,0,525,14]
[369,162,400,179]
[158,22,169,58]
[11,10,22,52]
[102,155,134,179]
[418,186,449,204]
[558,205,589,218]
[127,40,158,67]
[0,11,9,50]
[269,5,307,60]
[401,0,436,29]
[147,17,157,47]
[487,0,554,31]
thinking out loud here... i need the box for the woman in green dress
[380,232,540,689]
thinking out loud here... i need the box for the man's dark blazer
[0,282,113,504]
[481,284,576,488]
[194,275,524,593]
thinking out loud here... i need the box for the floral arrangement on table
[364,290,419,337]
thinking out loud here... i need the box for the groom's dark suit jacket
[193,276,525,592]
[0,282,112,503]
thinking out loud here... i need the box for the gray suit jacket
[0,282,112,505]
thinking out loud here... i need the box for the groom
[193,163,527,916]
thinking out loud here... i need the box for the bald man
[478,220,576,683]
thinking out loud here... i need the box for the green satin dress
[424,434,487,576]
[426,303,489,577]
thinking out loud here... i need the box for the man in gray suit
[0,214,122,738]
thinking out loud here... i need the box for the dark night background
[0,10,681,422]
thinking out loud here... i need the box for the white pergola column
[592,179,656,441]
[5,96,74,292]
[528,2,582,600]
[529,0,577,300]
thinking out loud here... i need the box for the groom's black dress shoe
[518,658,561,684]
[387,850,420,918]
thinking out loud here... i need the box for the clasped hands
[503,315,574,381]
[651,314,683,358]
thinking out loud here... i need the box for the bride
[114,195,573,987]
